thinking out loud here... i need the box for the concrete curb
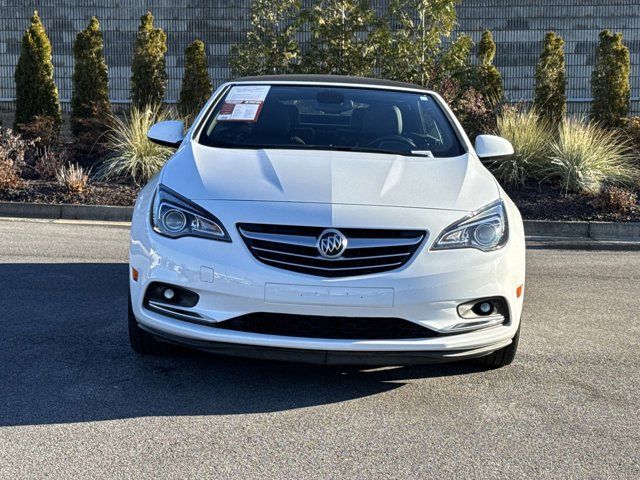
[0,201,133,222]
[1,201,640,245]
[524,220,640,242]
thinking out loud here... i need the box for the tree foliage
[71,16,112,148]
[533,32,566,125]
[178,39,212,119]
[380,0,459,86]
[230,0,301,77]
[14,11,61,131]
[591,30,630,128]
[131,12,167,108]
[302,0,379,76]
[475,30,503,103]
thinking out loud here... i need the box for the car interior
[200,85,464,157]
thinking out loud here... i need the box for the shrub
[100,104,173,184]
[71,16,112,151]
[545,117,638,193]
[492,107,555,185]
[594,185,638,214]
[437,34,473,86]
[0,127,29,189]
[131,12,167,108]
[475,30,503,104]
[178,39,212,120]
[592,30,631,128]
[437,78,494,140]
[14,11,61,132]
[34,145,67,180]
[230,0,301,77]
[533,32,566,125]
[56,163,90,193]
[380,0,459,86]
[303,0,379,76]
[622,117,640,155]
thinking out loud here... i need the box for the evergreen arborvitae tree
[178,39,212,119]
[14,11,61,131]
[591,30,630,127]
[230,0,301,77]
[131,11,167,108]
[533,32,566,125]
[476,30,503,103]
[303,0,379,77]
[71,16,112,147]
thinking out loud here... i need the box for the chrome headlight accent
[151,185,230,241]
[431,200,508,252]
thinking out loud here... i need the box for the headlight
[151,185,231,241]
[431,200,508,252]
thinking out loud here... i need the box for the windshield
[198,84,465,157]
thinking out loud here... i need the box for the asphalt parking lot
[0,218,638,479]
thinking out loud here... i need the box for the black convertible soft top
[233,74,429,92]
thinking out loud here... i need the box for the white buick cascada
[128,75,525,368]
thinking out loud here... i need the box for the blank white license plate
[265,283,394,307]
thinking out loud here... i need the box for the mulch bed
[0,179,138,207]
[1,179,640,222]
[505,182,640,222]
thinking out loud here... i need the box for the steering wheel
[367,135,417,149]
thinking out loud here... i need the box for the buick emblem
[316,229,348,259]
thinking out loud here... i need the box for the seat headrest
[254,102,291,136]
[361,105,403,137]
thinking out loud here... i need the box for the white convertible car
[128,75,525,367]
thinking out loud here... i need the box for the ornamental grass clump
[100,104,173,185]
[492,107,554,185]
[56,163,90,193]
[546,117,638,194]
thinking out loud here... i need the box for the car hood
[161,143,499,212]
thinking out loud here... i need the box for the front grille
[237,224,426,277]
[215,313,438,339]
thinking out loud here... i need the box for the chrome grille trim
[237,224,427,278]
[239,228,424,249]
[251,246,411,261]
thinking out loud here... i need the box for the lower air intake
[215,313,438,340]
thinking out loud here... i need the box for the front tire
[128,294,168,355]
[476,327,520,369]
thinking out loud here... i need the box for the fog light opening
[163,288,176,301]
[472,301,494,316]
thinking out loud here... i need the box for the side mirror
[147,120,184,148]
[474,134,514,160]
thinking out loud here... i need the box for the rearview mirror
[474,135,514,160]
[148,120,184,148]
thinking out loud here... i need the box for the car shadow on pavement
[0,263,485,427]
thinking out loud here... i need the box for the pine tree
[302,0,379,77]
[591,30,630,128]
[131,11,167,108]
[71,16,112,148]
[475,30,503,103]
[14,11,61,131]
[230,0,301,77]
[533,32,566,125]
[178,39,212,119]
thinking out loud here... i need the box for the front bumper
[140,323,514,365]
[129,191,525,358]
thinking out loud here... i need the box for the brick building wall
[0,0,638,111]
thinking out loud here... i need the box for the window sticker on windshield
[226,85,270,102]
[217,101,264,122]
[217,85,270,122]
